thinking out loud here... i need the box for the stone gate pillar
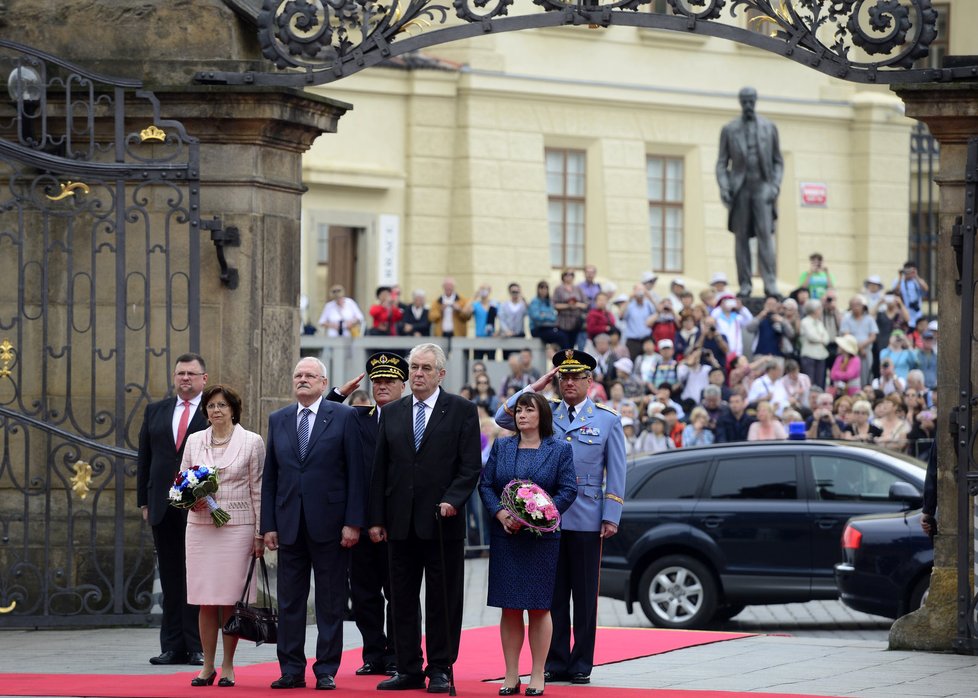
[890,80,978,652]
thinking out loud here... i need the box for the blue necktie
[414,402,425,451]
[298,408,311,461]
[568,406,576,423]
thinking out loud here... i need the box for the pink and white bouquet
[500,479,560,535]
[168,465,231,527]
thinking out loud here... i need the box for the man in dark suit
[716,86,784,298]
[261,357,365,691]
[369,343,482,693]
[136,352,208,666]
[326,352,418,677]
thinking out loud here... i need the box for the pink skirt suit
[180,424,266,605]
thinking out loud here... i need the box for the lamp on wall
[7,65,43,146]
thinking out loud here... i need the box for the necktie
[568,405,576,423]
[414,402,425,451]
[176,400,191,450]
[298,408,311,461]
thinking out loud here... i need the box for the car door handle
[815,518,839,530]
[701,516,723,528]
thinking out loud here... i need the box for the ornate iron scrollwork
[194,0,973,87]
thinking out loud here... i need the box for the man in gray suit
[716,86,784,299]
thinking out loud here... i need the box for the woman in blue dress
[479,392,577,696]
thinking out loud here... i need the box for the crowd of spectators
[315,258,937,462]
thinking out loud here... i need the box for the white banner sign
[377,214,399,285]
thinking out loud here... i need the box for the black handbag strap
[238,556,275,609]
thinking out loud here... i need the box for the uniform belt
[576,475,601,486]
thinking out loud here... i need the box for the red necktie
[176,400,191,450]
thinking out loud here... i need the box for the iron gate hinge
[201,217,240,290]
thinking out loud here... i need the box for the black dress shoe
[542,671,568,683]
[570,673,590,684]
[271,674,307,689]
[384,663,398,676]
[498,682,521,695]
[356,662,389,676]
[191,671,217,687]
[187,652,205,666]
[377,673,427,690]
[426,671,450,694]
[149,651,187,665]
[218,677,235,687]
[524,688,544,696]
[316,675,336,690]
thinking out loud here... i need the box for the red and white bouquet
[168,465,231,527]
[500,479,561,535]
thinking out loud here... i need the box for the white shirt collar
[297,395,324,416]
[413,387,440,411]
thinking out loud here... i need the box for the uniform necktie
[567,405,576,423]
[298,407,311,461]
[176,400,191,450]
[414,402,425,451]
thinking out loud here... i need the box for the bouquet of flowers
[500,479,561,535]
[168,465,231,527]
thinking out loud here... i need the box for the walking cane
[435,508,458,697]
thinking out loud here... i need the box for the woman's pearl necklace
[211,431,232,447]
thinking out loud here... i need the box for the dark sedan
[600,441,925,629]
[835,508,932,619]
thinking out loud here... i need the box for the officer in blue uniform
[494,348,626,685]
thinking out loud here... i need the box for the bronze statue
[716,87,784,298]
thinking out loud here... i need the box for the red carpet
[3,626,837,698]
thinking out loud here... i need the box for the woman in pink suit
[180,385,266,687]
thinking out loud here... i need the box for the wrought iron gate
[0,41,201,626]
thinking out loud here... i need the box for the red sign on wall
[800,182,828,207]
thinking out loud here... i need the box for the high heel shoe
[218,676,235,687]
[524,687,544,696]
[191,671,217,687]
[498,682,521,696]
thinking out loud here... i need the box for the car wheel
[908,574,930,613]
[712,603,746,623]
[637,555,718,629]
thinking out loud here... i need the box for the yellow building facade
[299,2,977,326]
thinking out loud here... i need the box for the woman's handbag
[222,555,277,646]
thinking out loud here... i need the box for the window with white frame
[647,155,684,272]
[546,148,586,269]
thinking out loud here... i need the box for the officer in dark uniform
[494,349,626,685]
[326,351,419,676]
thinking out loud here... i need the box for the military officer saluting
[494,348,626,686]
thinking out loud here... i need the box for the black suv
[600,441,925,629]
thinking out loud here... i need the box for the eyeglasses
[330,288,343,295]
[175,371,204,378]
[558,373,589,382]
[206,402,229,411]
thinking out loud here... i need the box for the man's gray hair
[409,343,447,372]
[804,298,822,316]
[703,385,722,399]
[295,356,328,378]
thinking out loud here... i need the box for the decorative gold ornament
[0,601,15,614]
[45,181,90,202]
[0,339,13,378]
[139,125,167,143]
[70,460,93,500]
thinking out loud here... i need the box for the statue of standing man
[716,87,784,298]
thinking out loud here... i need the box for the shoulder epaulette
[549,397,561,404]
[596,403,619,416]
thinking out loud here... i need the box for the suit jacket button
[566,436,572,441]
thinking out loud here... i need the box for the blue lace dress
[479,437,577,609]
